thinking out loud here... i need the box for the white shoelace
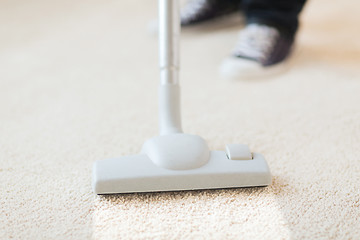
[233,24,279,61]
[180,0,211,22]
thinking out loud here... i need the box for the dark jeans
[243,0,307,36]
[230,0,306,37]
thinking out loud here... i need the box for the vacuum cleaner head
[92,134,271,194]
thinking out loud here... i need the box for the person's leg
[220,0,307,78]
[243,0,306,37]
[181,0,242,26]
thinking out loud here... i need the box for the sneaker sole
[219,46,300,80]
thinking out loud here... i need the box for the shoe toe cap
[220,57,264,79]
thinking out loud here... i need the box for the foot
[220,23,295,78]
[181,0,240,26]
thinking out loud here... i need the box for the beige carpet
[1,0,360,239]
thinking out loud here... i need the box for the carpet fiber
[1,0,359,239]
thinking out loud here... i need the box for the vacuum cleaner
[92,0,271,194]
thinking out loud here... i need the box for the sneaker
[220,23,295,78]
[181,0,240,26]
